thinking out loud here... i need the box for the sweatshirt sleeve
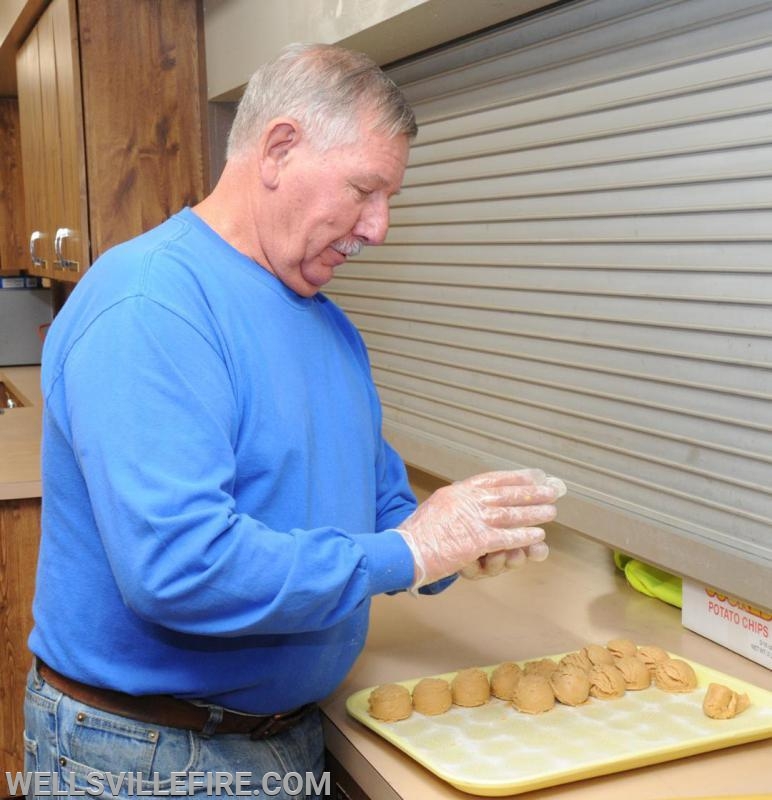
[56,296,415,638]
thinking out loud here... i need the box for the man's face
[259,121,410,297]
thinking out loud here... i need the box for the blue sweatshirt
[30,208,422,713]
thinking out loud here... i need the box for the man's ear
[259,118,301,189]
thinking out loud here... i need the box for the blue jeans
[22,663,328,799]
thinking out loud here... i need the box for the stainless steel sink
[0,381,24,409]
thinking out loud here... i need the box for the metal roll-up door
[326,0,772,606]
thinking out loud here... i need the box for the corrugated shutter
[326,0,772,606]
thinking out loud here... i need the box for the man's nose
[354,198,390,246]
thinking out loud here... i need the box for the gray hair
[226,43,418,159]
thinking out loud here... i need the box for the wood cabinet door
[78,0,206,261]
[50,0,89,280]
[0,498,42,775]
[0,100,27,275]
[16,25,54,278]
[16,0,89,283]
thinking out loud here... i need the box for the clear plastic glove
[459,540,551,579]
[459,476,566,580]
[396,469,563,589]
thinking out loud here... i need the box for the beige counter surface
[0,366,42,500]
[321,528,772,799]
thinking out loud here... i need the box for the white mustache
[332,238,364,257]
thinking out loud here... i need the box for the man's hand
[458,474,565,579]
[458,540,552,580]
[396,469,565,588]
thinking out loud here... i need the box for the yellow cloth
[614,552,682,609]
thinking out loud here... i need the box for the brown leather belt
[37,660,315,739]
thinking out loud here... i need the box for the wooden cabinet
[16,0,207,284]
[0,99,27,275]
[0,498,41,776]
[17,0,86,281]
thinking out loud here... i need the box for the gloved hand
[396,469,564,588]
[458,541,551,580]
[459,475,566,580]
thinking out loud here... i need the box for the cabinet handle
[29,230,47,269]
[54,228,80,271]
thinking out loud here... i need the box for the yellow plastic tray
[346,653,772,796]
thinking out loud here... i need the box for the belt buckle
[248,705,309,740]
[249,714,282,740]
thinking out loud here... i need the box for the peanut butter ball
[490,661,522,701]
[412,677,452,716]
[588,663,627,699]
[654,658,698,692]
[607,638,638,659]
[637,644,669,672]
[523,657,558,678]
[513,673,555,714]
[368,683,412,721]
[549,664,591,706]
[615,656,652,690]
[559,650,593,673]
[584,644,615,666]
[452,667,491,707]
[703,682,750,719]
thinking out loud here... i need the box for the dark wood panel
[78,0,208,261]
[0,498,40,775]
[0,99,26,274]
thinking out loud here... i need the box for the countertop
[320,527,772,799]
[0,365,42,500]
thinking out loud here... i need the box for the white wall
[203,0,553,101]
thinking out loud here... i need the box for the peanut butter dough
[559,650,593,673]
[549,664,591,706]
[607,638,638,659]
[702,682,751,719]
[584,644,615,666]
[513,673,555,714]
[588,663,627,699]
[637,644,669,672]
[615,655,652,690]
[654,658,698,692]
[452,667,491,707]
[412,677,452,716]
[368,638,712,725]
[368,683,412,722]
[523,658,558,678]
[490,661,522,701]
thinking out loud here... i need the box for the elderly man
[25,43,564,797]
